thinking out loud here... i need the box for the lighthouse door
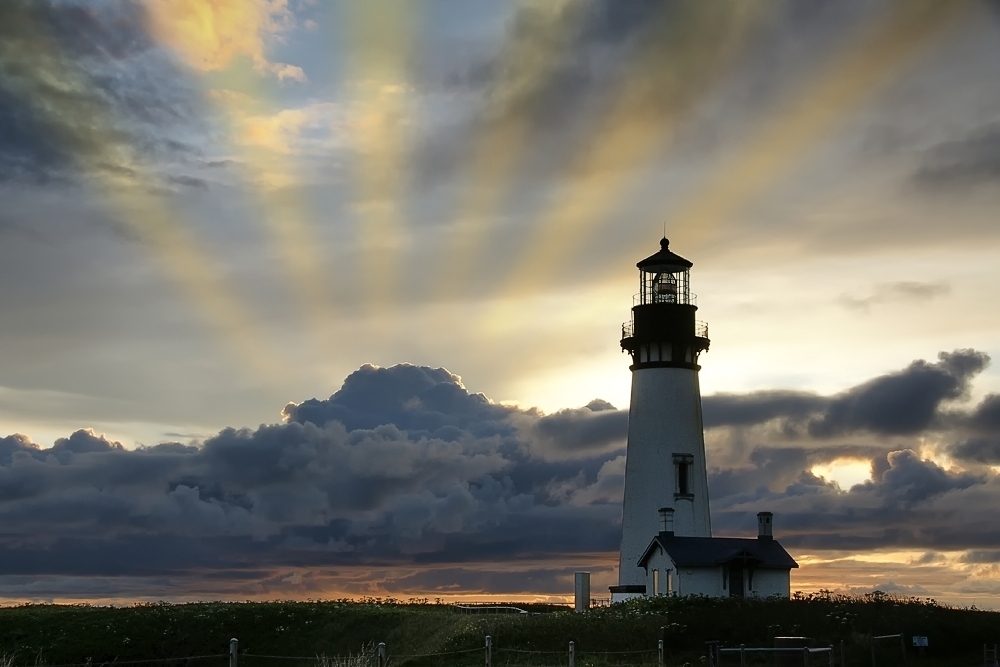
[727,564,744,598]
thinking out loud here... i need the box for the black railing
[633,291,698,307]
[621,320,709,339]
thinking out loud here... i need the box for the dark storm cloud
[702,350,990,438]
[807,349,988,437]
[951,437,1000,464]
[2,352,1000,594]
[0,0,208,186]
[915,121,1000,186]
[703,391,828,428]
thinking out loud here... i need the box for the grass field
[1,592,998,667]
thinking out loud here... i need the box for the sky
[1,0,1000,606]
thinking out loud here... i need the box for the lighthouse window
[672,453,694,498]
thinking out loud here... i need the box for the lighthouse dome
[636,238,693,274]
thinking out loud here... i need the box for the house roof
[638,534,799,570]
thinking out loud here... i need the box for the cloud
[2,352,1000,598]
[807,349,989,437]
[0,0,210,186]
[837,281,951,312]
[915,121,1000,187]
[144,0,305,80]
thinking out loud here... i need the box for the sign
[912,636,929,647]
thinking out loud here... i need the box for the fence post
[377,642,386,667]
[829,645,834,667]
[569,640,575,667]
[485,635,492,667]
[803,646,809,667]
[871,638,876,667]
[658,639,664,667]
[229,638,238,667]
[841,640,846,667]
[740,643,745,667]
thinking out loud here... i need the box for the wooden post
[803,646,809,667]
[739,643,746,667]
[658,639,664,667]
[828,645,834,667]
[485,635,492,667]
[871,638,876,667]
[899,635,907,665]
[229,638,238,667]
[377,642,386,667]
[841,639,846,667]
[569,640,575,667]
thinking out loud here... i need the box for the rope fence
[4,634,858,667]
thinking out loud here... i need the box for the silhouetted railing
[621,320,709,340]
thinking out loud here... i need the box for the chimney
[658,507,674,537]
[757,512,773,540]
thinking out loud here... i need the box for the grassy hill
[1,592,997,666]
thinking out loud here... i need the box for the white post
[485,635,492,667]
[377,642,386,667]
[658,639,664,667]
[229,638,238,667]
[803,646,809,666]
[574,572,591,613]
[739,643,746,667]
[569,640,575,667]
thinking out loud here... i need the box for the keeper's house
[633,509,797,598]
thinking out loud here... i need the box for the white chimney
[658,507,675,536]
[757,512,773,540]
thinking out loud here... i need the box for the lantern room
[636,238,694,306]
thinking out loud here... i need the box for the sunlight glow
[811,459,873,491]
[145,0,304,79]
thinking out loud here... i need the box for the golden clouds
[144,0,304,80]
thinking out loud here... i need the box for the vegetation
[0,592,997,667]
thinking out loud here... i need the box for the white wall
[750,568,791,598]
[643,543,791,598]
[618,367,712,585]
[643,546,725,597]
[677,566,724,597]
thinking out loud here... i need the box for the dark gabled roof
[636,238,693,273]
[638,534,799,570]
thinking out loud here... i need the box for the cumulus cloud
[2,352,1000,598]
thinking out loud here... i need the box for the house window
[666,570,673,595]
[672,454,694,498]
[652,569,660,596]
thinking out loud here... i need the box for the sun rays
[2,0,981,383]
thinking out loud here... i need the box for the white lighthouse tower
[615,238,712,590]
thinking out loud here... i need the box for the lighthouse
[609,239,797,600]
[616,238,712,587]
